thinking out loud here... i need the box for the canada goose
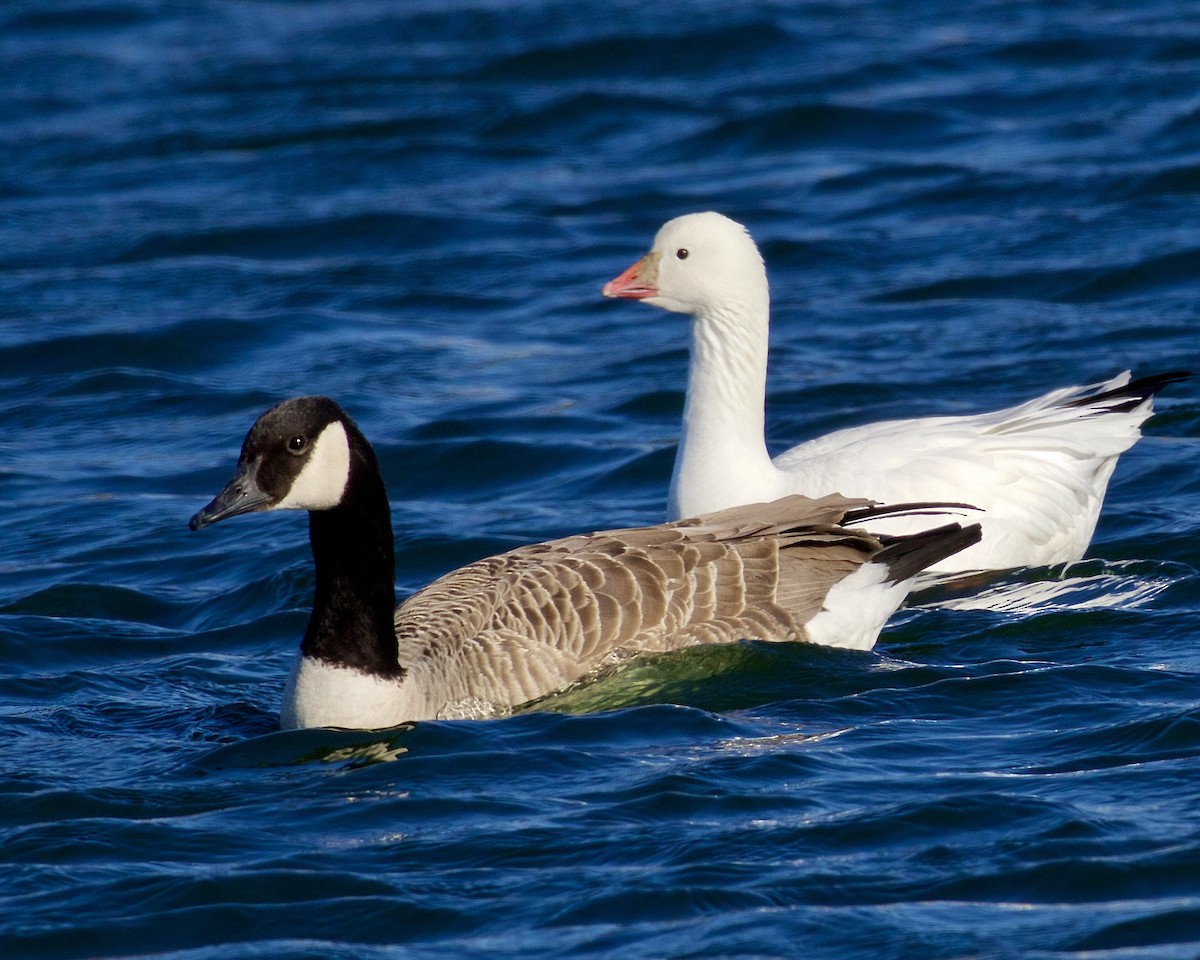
[191,396,980,729]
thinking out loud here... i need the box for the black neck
[299,438,402,679]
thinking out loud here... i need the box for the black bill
[189,460,272,531]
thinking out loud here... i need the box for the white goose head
[602,211,769,320]
[190,396,354,529]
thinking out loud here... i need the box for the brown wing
[391,494,890,711]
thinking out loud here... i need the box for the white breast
[280,655,416,730]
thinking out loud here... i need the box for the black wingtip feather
[874,522,983,584]
[841,501,982,527]
[1063,370,1192,413]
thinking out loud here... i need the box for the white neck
[668,295,781,519]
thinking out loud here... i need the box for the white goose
[190,397,980,730]
[603,211,1189,573]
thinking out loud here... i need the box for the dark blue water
[3,2,1199,957]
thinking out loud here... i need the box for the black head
[190,396,357,531]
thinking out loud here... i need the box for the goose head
[190,396,354,530]
[602,211,769,319]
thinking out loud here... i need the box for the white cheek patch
[276,421,351,511]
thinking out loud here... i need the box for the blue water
[2,1,1199,957]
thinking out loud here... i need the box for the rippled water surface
[3,2,1199,958]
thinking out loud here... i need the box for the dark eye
[676,248,689,260]
[287,435,307,454]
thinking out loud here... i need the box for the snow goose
[602,211,1189,573]
[190,396,980,730]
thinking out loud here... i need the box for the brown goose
[190,396,980,730]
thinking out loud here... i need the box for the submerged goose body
[603,211,1189,573]
[191,397,980,730]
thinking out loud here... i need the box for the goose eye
[676,248,689,260]
[287,435,308,454]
